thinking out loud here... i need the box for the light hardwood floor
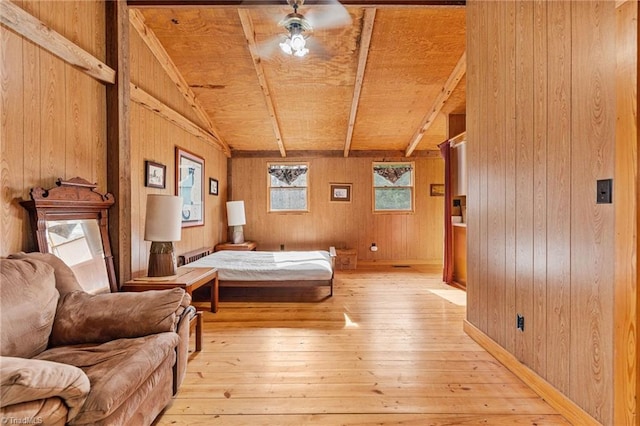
[156,265,570,425]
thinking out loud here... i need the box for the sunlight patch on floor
[343,313,359,328]
[428,289,467,306]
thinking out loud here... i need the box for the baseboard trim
[357,260,441,267]
[463,320,601,426]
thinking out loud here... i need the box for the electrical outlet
[516,314,525,331]
[597,179,613,204]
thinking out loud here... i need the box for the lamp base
[232,225,245,244]
[148,241,177,277]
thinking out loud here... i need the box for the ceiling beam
[1,0,116,84]
[405,51,466,157]
[232,149,441,158]
[128,1,464,7]
[129,9,231,157]
[343,7,376,158]
[130,83,229,152]
[238,9,287,157]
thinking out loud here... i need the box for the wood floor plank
[182,369,533,385]
[174,382,539,399]
[156,266,568,425]
[165,396,561,415]
[157,414,570,426]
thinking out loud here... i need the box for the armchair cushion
[8,252,83,295]
[0,259,59,358]
[50,288,191,347]
[36,333,179,425]
[0,356,89,421]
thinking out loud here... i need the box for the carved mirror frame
[20,177,118,293]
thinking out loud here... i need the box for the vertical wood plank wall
[230,156,444,263]
[466,1,637,424]
[614,1,638,423]
[128,25,227,276]
[0,0,107,256]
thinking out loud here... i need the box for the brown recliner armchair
[0,253,194,425]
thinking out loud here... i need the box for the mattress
[187,250,334,281]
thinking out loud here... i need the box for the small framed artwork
[430,183,445,197]
[209,178,218,196]
[145,160,166,189]
[175,147,204,227]
[330,183,352,202]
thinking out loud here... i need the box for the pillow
[50,288,190,346]
[0,259,59,358]
[0,356,89,422]
[9,252,83,295]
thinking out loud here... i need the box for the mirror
[21,177,118,293]
[45,219,110,294]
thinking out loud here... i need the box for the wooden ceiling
[130,1,466,156]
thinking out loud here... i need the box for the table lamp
[226,200,246,244]
[145,194,182,277]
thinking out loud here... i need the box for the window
[372,162,415,212]
[268,163,309,212]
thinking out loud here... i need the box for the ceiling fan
[273,0,352,58]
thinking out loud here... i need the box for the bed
[179,247,336,296]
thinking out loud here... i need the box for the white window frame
[372,161,415,213]
[267,162,310,213]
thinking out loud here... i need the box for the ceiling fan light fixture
[279,27,309,57]
[279,39,293,55]
[290,33,306,51]
[278,5,312,58]
[294,47,309,57]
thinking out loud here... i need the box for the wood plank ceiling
[130,2,466,157]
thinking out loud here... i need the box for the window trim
[372,161,415,213]
[267,162,310,213]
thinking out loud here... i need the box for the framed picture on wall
[209,178,218,196]
[430,183,445,197]
[330,183,352,202]
[145,160,166,189]
[175,147,204,227]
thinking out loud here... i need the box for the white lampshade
[144,195,182,242]
[226,201,246,227]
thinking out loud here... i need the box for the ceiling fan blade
[254,34,284,59]
[304,0,351,30]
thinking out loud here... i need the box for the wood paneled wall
[466,1,637,424]
[230,156,444,263]
[1,0,107,256]
[129,24,227,276]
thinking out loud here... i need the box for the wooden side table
[214,241,257,251]
[122,266,219,313]
[122,267,219,352]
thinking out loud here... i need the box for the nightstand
[335,248,357,270]
[122,267,219,352]
[214,241,257,251]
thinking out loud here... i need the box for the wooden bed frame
[178,246,336,297]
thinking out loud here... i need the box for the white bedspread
[187,250,334,281]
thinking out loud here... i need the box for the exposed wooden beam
[232,149,441,158]
[130,83,229,153]
[129,9,231,157]
[106,0,132,285]
[1,0,116,84]
[128,0,465,7]
[343,8,376,157]
[238,9,287,157]
[405,52,466,157]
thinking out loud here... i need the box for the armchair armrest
[173,305,196,394]
[1,356,89,422]
[50,288,191,347]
